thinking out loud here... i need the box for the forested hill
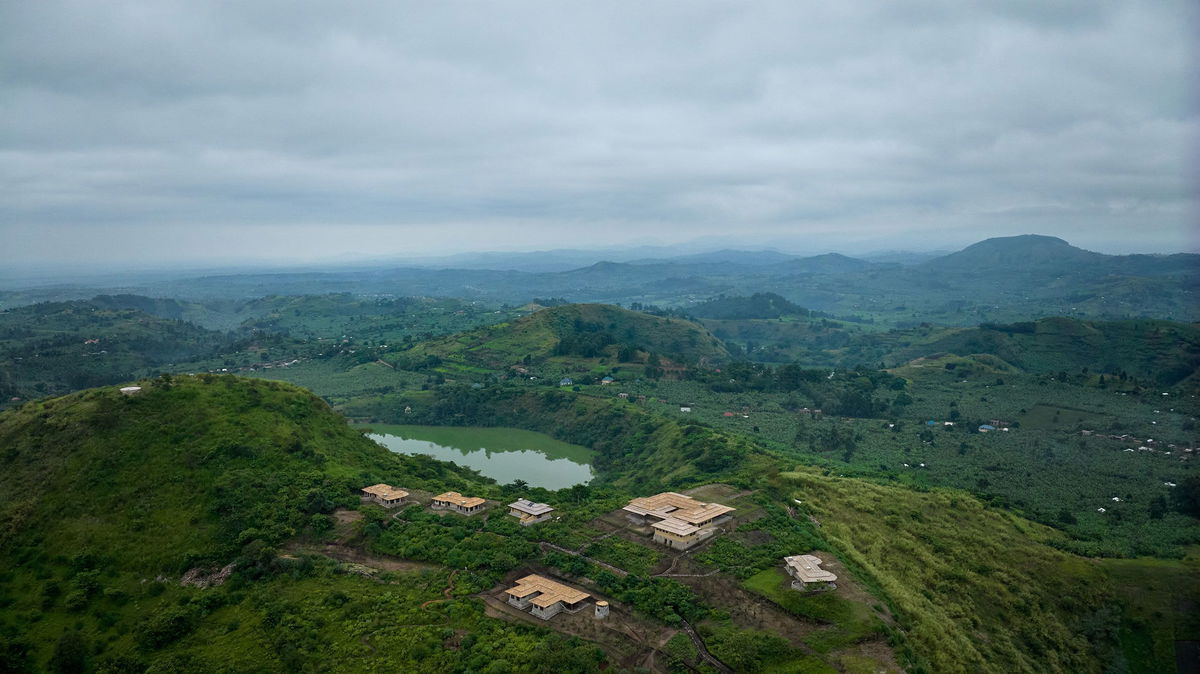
[397,303,730,370]
[0,301,226,401]
[688,292,810,320]
[0,376,486,573]
[886,317,1200,387]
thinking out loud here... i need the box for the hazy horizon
[3,2,1198,266]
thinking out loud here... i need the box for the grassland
[775,468,1124,673]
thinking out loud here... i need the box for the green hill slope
[0,374,1192,672]
[0,376,526,671]
[395,303,729,374]
[689,292,811,320]
[886,317,1200,387]
[0,301,228,403]
[0,376,484,573]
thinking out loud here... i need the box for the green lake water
[363,424,595,489]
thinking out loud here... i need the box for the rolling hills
[0,373,1194,671]
[883,317,1200,387]
[5,235,1196,324]
[394,303,730,375]
[0,301,228,402]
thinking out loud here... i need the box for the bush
[135,606,198,649]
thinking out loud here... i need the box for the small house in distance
[119,386,142,395]
[508,498,554,526]
[505,574,591,620]
[361,483,409,507]
[559,377,574,387]
[623,492,735,550]
[431,491,487,515]
[784,554,837,591]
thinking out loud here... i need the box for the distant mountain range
[2,235,1196,324]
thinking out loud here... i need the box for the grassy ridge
[776,469,1121,673]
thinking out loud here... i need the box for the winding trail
[420,569,459,609]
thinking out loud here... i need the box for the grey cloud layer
[2,0,1196,260]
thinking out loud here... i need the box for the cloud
[1,0,1196,263]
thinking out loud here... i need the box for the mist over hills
[3,234,1195,324]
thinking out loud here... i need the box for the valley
[0,235,1197,672]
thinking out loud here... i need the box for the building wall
[531,603,562,620]
[653,531,699,549]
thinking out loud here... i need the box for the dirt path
[421,569,459,609]
[576,530,619,553]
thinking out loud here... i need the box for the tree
[1171,476,1200,517]
[48,631,88,674]
[1148,495,1168,520]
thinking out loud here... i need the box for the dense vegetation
[0,301,227,401]
[688,292,811,320]
[1,234,1197,671]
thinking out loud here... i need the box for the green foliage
[778,470,1122,673]
[702,625,795,673]
[372,510,537,586]
[397,303,729,375]
[580,538,662,576]
[690,292,811,320]
[0,300,228,403]
[0,376,489,573]
[696,504,826,579]
[742,568,883,652]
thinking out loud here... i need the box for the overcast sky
[2,1,1197,267]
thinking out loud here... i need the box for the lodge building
[504,574,591,620]
[431,491,487,515]
[361,483,409,507]
[622,492,735,550]
[508,498,554,526]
